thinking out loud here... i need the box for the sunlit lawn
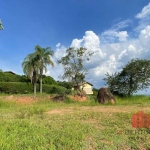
[0,94,150,150]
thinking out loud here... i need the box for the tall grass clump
[115,95,150,106]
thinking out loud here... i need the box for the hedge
[42,84,71,95]
[0,82,33,94]
[0,72,29,82]
[0,82,71,95]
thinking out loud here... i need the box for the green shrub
[0,82,71,95]
[0,72,29,82]
[41,75,57,85]
[42,84,71,95]
[57,81,73,89]
[0,82,33,94]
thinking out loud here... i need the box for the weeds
[0,94,150,149]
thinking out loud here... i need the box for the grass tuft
[0,94,150,149]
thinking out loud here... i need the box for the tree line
[22,45,54,98]
[21,46,93,98]
[104,59,150,96]
[0,71,73,94]
[1,21,150,97]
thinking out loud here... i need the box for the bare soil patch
[69,95,87,102]
[0,95,36,104]
[46,106,150,115]
[1,95,150,115]
[46,108,74,115]
[16,96,35,104]
[80,106,150,113]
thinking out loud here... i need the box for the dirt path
[0,95,36,104]
[1,95,150,115]
[46,106,150,115]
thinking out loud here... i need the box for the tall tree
[0,20,4,30]
[22,53,39,98]
[104,59,150,96]
[103,72,120,94]
[34,45,54,93]
[58,47,93,96]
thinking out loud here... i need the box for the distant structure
[4,71,16,75]
[80,82,93,94]
[72,81,93,95]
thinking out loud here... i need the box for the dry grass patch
[69,95,87,102]
[46,108,74,115]
[45,105,150,116]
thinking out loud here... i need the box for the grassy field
[0,94,150,150]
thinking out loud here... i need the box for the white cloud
[70,31,106,69]
[47,4,150,93]
[56,43,61,48]
[128,44,136,52]
[118,49,127,60]
[92,54,119,78]
[82,31,106,59]
[44,44,67,81]
[82,31,100,48]
[71,31,102,53]
[54,44,67,60]
[50,23,150,90]
[101,20,130,43]
[140,25,150,39]
[139,25,150,49]
[70,39,83,48]
[135,3,150,32]
[111,19,132,30]
[115,31,128,42]
[136,3,150,19]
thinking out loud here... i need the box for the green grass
[0,94,150,149]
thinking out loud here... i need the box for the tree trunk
[40,77,42,93]
[128,75,133,95]
[33,83,36,99]
[39,69,43,93]
[33,70,37,99]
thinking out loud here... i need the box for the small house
[80,82,93,94]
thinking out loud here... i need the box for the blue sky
[0,0,150,94]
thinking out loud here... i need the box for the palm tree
[0,19,4,30]
[34,45,54,93]
[22,53,39,98]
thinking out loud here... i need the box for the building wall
[80,83,93,94]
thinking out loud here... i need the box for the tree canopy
[22,53,39,98]
[58,47,93,96]
[22,45,54,97]
[42,75,56,85]
[0,72,29,82]
[104,58,150,96]
[34,45,54,93]
[57,81,73,89]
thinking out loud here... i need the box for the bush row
[0,82,32,94]
[42,84,71,95]
[0,82,71,95]
[0,72,30,82]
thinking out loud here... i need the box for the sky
[0,0,150,94]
